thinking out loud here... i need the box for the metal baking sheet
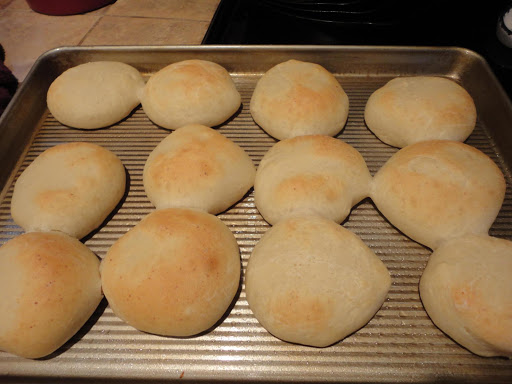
[0,45,512,383]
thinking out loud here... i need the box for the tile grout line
[0,0,15,11]
[78,15,105,46]
[97,14,214,23]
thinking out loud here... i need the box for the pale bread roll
[143,124,256,214]
[100,208,241,337]
[245,215,391,347]
[370,140,506,250]
[250,59,349,140]
[364,76,477,148]
[0,231,102,359]
[140,59,241,129]
[420,234,512,358]
[47,61,145,129]
[11,142,126,239]
[254,135,371,225]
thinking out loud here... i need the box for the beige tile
[81,15,209,45]
[106,0,220,21]
[0,8,101,80]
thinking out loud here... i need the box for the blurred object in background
[25,0,115,15]
[0,45,19,118]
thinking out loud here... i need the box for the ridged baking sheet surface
[1,70,512,382]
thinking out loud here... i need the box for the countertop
[0,0,221,82]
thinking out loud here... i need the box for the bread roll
[0,232,102,359]
[47,61,145,129]
[143,124,255,214]
[364,76,477,148]
[140,59,241,129]
[254,135,371,225]
[11,142,126,239]
[250,59,349,140]
[245,215,391,347]
[420,234,512,357]
[100,208,241,337]
[370,140,505,250]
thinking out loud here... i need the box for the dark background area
[203,0,512,96]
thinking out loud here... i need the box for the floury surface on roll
[370,140,506,250]
[245,215,391,348]
[47,61,145,129]
[100,208,241,337]
[364,76,477,148]
[419,234,512,358]
[11,142,126,240]
[250,59,349,140]
[254,135,371,225]
[140,60,241,129]
[143,124,256,214]
[0,232,102,359]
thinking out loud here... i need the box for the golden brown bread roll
[143,124,255,214]
[140,60,241,129]
[100,208,241,337]
[47,61,145,129]
[254,135,371,225]
[250,59,349,140]
[0,232,102,359]
[11,142,126,239]
[420,234,512,357]
[370,140,506,250]
[245,215,391,347]
[364,76,477,148]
